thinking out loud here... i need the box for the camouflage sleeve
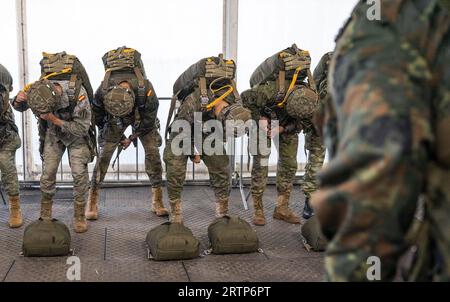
[240,88,268,120]
[92,85,107,129]
[176,89,201,125]
[311,1,440,281]
[11,96,30,112]
[135,80,159,137]
[60,89,91,137]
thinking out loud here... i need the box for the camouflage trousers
[92,127,163,188]
[40,133,91,204]
[0,132,21,197]
[313,0,450,281]
[163,134,230,201]
[251,127,325,198]
[301,128,326,198]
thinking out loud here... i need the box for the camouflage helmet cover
[27,79,60,116]
[285,85,319,120]
[103,86,135,117]
[0,64,13,92]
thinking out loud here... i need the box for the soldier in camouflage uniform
[0,64,23,228]
[87,60,168,220]
[313,52,337,157]
[241,79,326,226]
[13,79,94,233]
[312,0,450,281]
[164,72,251,224]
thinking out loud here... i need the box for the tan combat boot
[273,193,301,224]
[252,195,266,226]
[215,198,229,218]
[170,199,183,224]
[74,201,88,233]
[40,193,53,219]
[85,187,99,220]
[8,195,23,228]
[151,187,169,217]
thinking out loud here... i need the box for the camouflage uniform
[91,81,162,189]
[313,52,337,157]
[0,63,22,228]
[241,81,325,224]
[312,0,450,281]
[13,81,93,222]
[164,88,231,222]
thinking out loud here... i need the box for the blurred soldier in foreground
[87,47,168,220]
[241,44,325,226]
[13,52,95,233]
[0,64,23,228]
[312,0,450,281]
[164,55,251,224]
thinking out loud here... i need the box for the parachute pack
[39,51,93,102]
[166,54,242,140]
[100,46,149,118]
[250,44,318,118]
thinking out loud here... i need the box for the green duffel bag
[22,218,72,257]
[300,215,328,252]
[146,222,200,261]
[208,216,259,254]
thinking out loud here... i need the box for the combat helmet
[103,85,135,117]
[27,79,60,116]
[285,85,319,120]
[0,64,13,92]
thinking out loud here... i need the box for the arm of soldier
[132,82,159,140]
[11,91,30,112]
[311,15,429,245]
[92,85,107,129]
[59,93,92,137]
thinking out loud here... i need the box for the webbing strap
[278,70,286,94]
[133,66,146,99]
[199,77,209,109]
[102,70,112,92]
[67,74,78,102]
[277,67,302,108]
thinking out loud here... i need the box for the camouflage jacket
[241,81,313,134]
[93,79,159,139]
[13,81,92,146]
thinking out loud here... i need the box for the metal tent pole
[16,0,34,181]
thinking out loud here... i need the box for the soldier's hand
[191,154,201,164]
[260,117,270,133]
[16,91,27,103]
[40,113,63,126]
[120,138,132,150]
[270,126,285,138]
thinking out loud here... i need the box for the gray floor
[0,185,324,282]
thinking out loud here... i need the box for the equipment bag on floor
[22,218,72,257]
[146,222,200,261]
[208,216,259,254]
[300,215,328,252]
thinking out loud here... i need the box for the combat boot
[85,187,99,220]
[215,198,229,218]
[8,195,23,228]
[151,187,169,217]
[40,193,53,219]
[252,195,266,226]
[302,197,314,219]
[74,201,88,233]
[273,193,300,224]
[170,199,183,224]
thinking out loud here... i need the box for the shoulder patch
[147,89,153,97]
[78,95,86,101]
